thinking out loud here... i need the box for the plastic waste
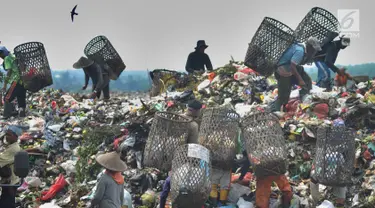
[316,200,335,208]
[237,197,254,208]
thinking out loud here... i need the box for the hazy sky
[2,0,373,70]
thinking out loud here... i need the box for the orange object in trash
[207,72,216,81]
[231,172,253,183]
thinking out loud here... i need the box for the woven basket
[311,126,355,186]
[84,35,126,80]
[241,112,288,176]
[198,107,240,170]
[143,112,192,172]
[170,144,211,208]
[13,42,53,92]
[244,17,295,77]
[294,7,340,44]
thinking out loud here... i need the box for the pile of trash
[3,60,375,208]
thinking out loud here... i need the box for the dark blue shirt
[185,51,213,73]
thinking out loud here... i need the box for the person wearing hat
[273,36,322,112]
[0,46,27,118]
[0,125,22,208]
[91,151,127,208]
[314,34,351,91]
[185,40,213,74]
[73,56,111,100]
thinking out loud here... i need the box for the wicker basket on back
[241,111,288,176]
[198,106,240,170]
[170,144,211,208]
[294,7,340,44]
[311,126,355,186]
[143,112,192,172]
[13,42,53,92]
[84,35,126,80]
[244,17,295,77]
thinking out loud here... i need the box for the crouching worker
[91,151,127,208]
[0,47,27,119]
[334,67,353,92]
[0,125,22,208]
[274,37,321,112]
[73,56,111,100]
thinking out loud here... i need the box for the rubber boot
[2,101,13,119]
[209,184,218,207]
[19,108,26,117]
[219,189,229,205]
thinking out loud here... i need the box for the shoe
[19,108,26,117]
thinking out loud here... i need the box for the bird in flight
[71,5,78,22]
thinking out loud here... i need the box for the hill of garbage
[5,60,375,208]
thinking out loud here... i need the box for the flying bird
[71,5,78,22]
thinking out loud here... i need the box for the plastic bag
[228,183,251,203]
[317,200,335,208]
[237,197,254,208]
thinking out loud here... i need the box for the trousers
[0,187,17,207]
[255,175,293,208]
[5,81,26,108]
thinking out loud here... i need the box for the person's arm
[0,147,16,168]
[324,45,340,73]
[159,176,171,208]
[290,49,305,85]
[84,71,90,87]
[205,54,213,71]
[185,53,194,73]
[238,151,250,181]
[91,177,106,206]
[3,57,13,90]
[346,73,353,80]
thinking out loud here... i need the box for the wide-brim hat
[73,56,94,69]
[195,40,208,49]
[96,151,127,172]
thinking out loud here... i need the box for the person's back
[92,172,124,208]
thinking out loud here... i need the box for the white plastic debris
[317,200,335,208]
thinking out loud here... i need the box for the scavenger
[185,40,213,74]
[73,56,111,100]
[0,46,27,118]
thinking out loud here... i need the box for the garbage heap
[3,60,375,208]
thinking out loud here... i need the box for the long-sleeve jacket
[0,142,21,185]
[314,40,342,73]
[185,51,213,73]
[91,173,124,208]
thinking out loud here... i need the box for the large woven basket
[13,42,53,92]
[143,112,192,172]
[241,112,288,177]
[198,107,240,170]
[311,126,355,186]
[294,7,340,44]
[84,35,126,80]
[244,17,295,77]
[170,144,211,208]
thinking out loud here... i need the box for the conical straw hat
[96,151,127,172]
